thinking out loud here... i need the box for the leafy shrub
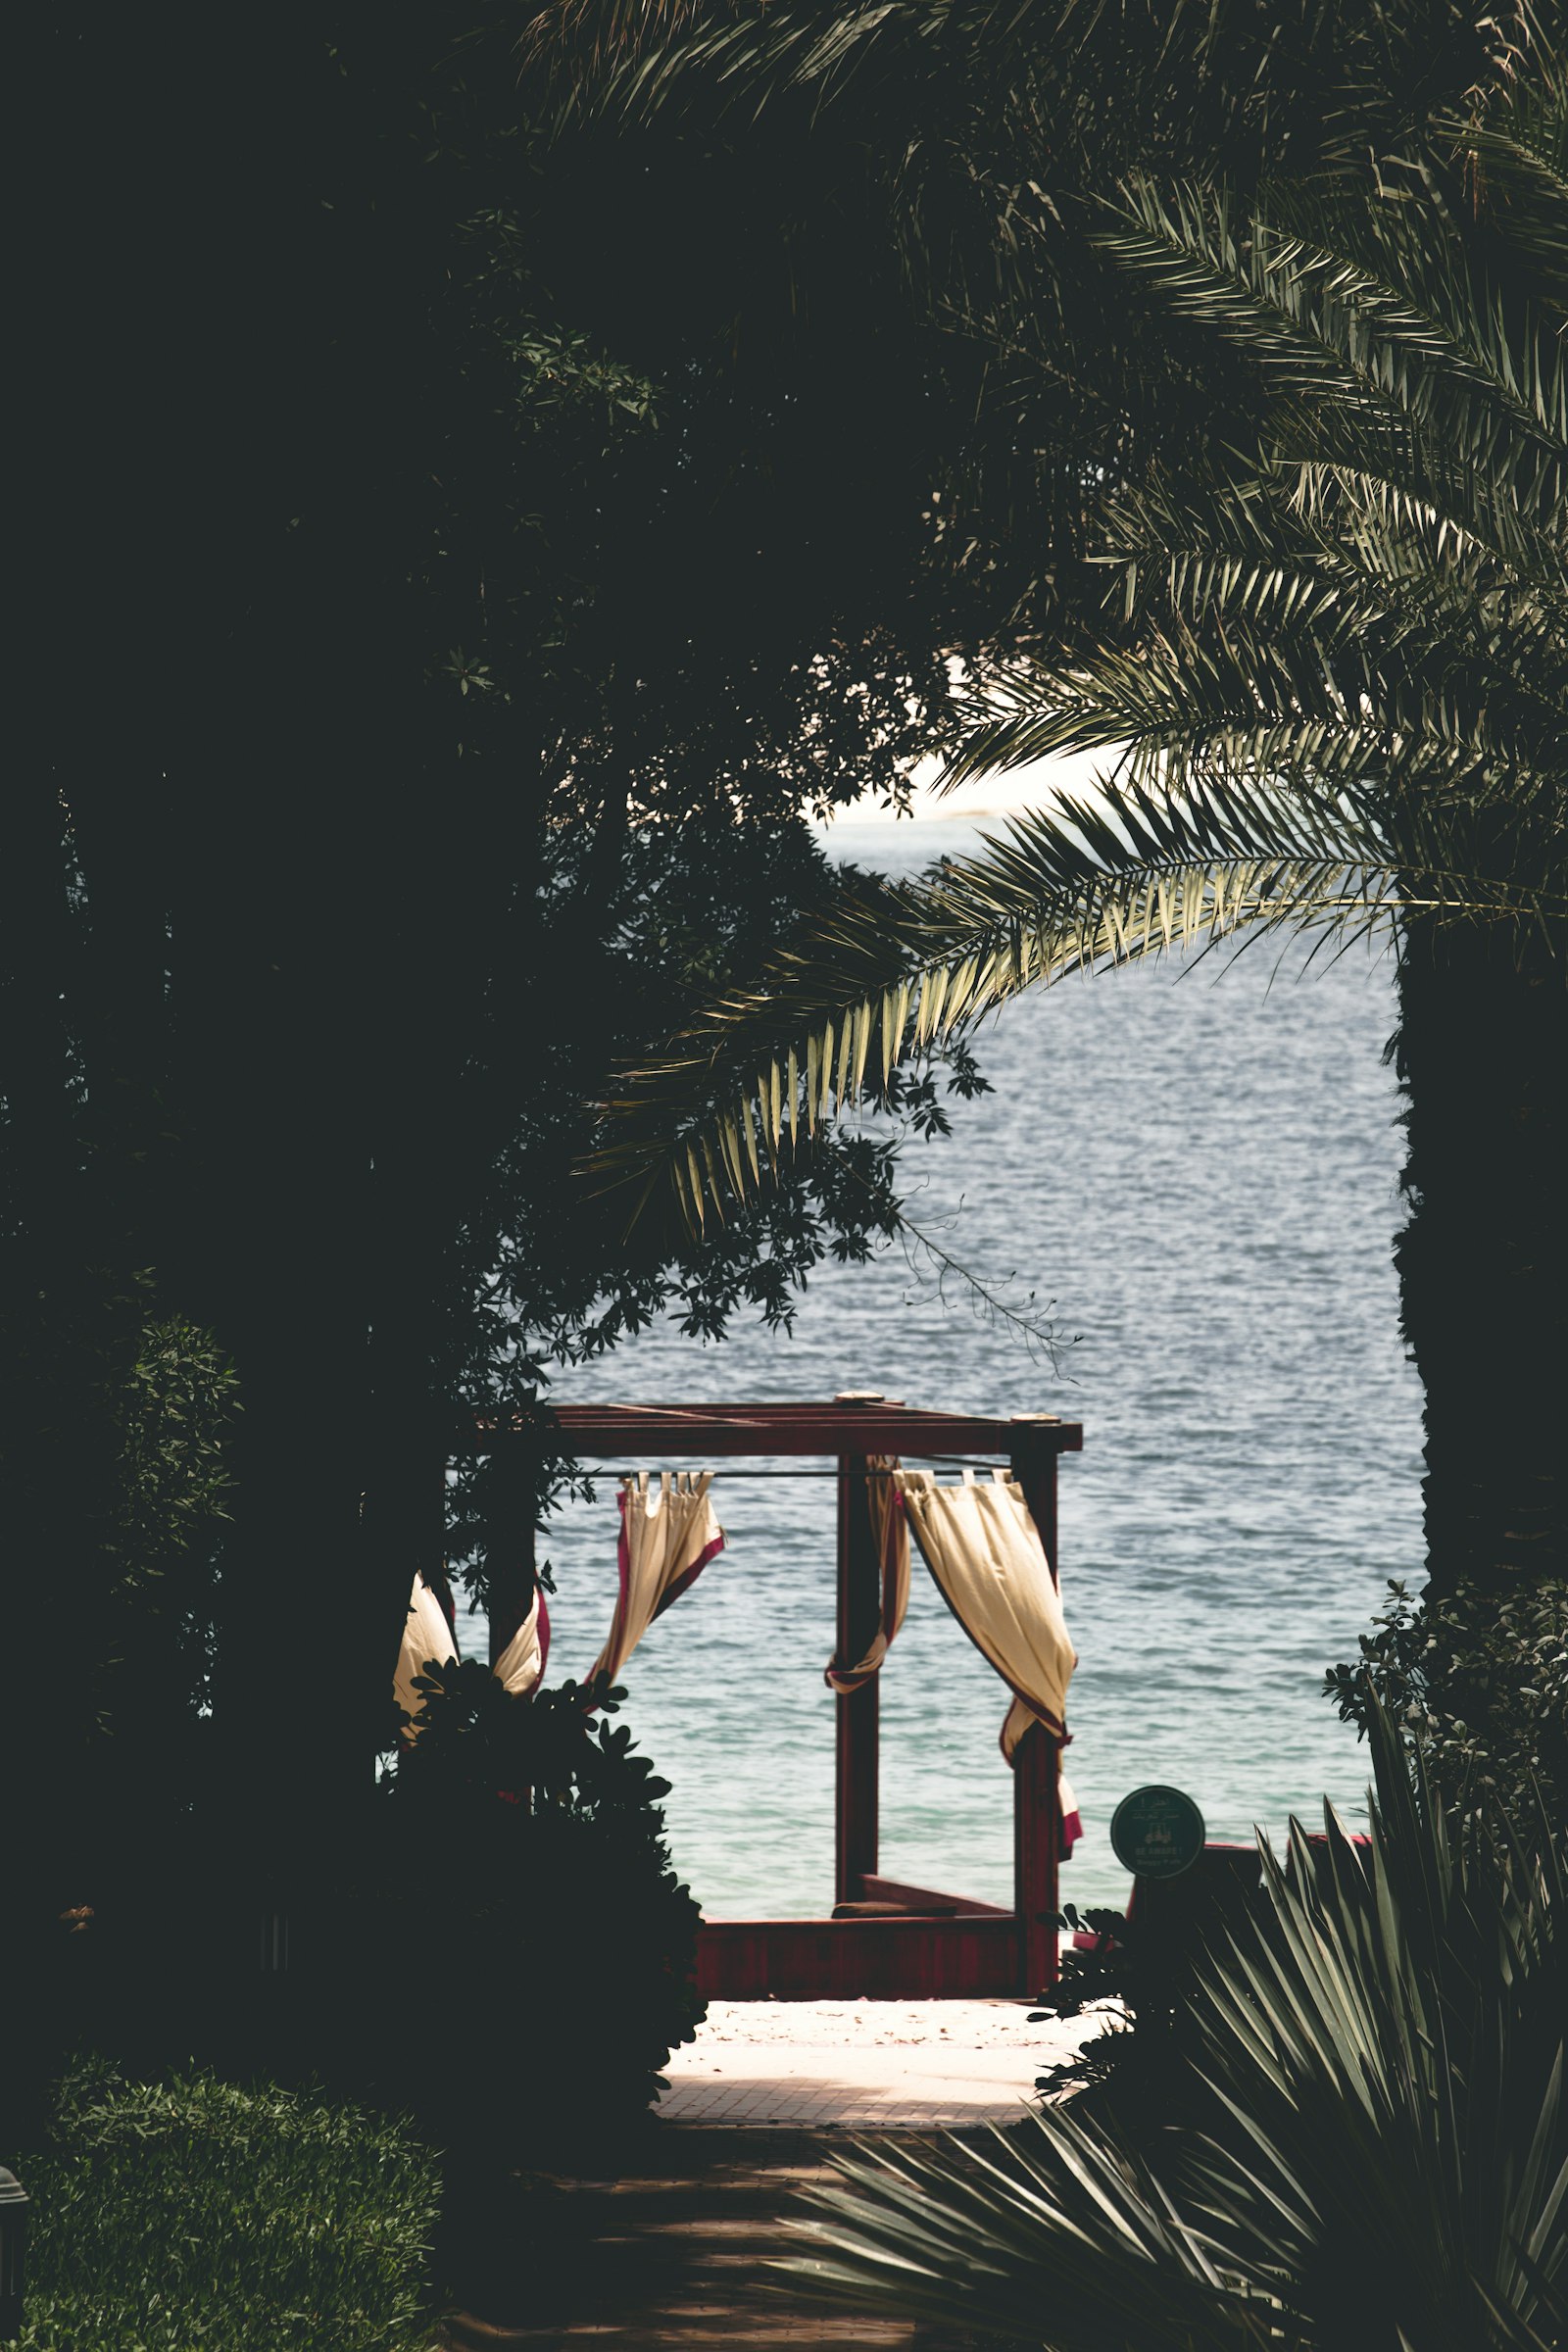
[1036,1851,1265,2113]
[1326,1576,1568,1834]
[783,1709,1566,2352]
[12,2058,439,2352]
[1027,1906,1150,2104]
[6,1279,242,2138]
[342,1660,705,2158]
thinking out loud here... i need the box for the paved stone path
[443,2002,1102,2346]
[445,2127,986,2349]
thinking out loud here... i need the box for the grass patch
[13,2057,441,2351]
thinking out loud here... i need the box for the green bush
[1027,1904,1166,2109]
[1326,1576,1568,1835]
[13,2059,440,2352]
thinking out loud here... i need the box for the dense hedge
[344,1659,706,2159]
[12,2059,440,2352]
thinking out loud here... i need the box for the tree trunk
[1395,912,1568,1596]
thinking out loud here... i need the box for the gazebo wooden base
[697,1914,1026,1999]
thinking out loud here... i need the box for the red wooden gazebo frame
[460,1396,1083,1999]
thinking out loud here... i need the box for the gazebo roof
[463,1397,1084,1458]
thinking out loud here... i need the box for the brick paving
[657,2043,1043,2127]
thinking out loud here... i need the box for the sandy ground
[693,1996,1053,2045]
[660,1997,1116,2126]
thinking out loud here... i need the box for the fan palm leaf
[781,1711,1566,2351]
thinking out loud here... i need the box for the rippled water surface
[526,818,1424,1916]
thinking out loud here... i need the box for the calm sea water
[523,817,1424,1917]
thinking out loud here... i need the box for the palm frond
[786,2110,1296,2352]
[586,778,1553,1232]
[564,33,1567,1242]
[1098,172,1566,478]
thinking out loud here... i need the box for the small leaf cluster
[2,1264,239,1789]
[1031,1891,1236,2112]
[1028,1904,1144,2103]
[883,1036,994,1143]
[109,1310,238,1589]
[393,1656,674,1825]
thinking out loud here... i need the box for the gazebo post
[834,1452,881,1905]
[488,1518,537,1669]
[1012,1723,1060,1997]
[1011,1431,1063,1995]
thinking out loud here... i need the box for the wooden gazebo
[459,1396,1083,1999]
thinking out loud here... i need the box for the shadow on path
[442,2123,985,2350]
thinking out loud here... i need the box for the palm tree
[533,0,1522,671]
[587,61,1568,1596]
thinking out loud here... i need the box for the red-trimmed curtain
[589,1470,725,1690]
[393,1574,458,1738]
[493,1587,551,1697]
[895,1466,1081,1856]
[395,1570,550,1738]
[824,1455,910,1692]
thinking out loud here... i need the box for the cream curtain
[825,1456,911,1692]
[493,1588,550,1697]
[894,1467,1076,1762]
[393,1575,459,1736]
[396,1569,549,1734]
[395,1468,721,1736]
[589,1471,725,1690]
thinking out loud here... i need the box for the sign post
[1109,1785,1206,1881]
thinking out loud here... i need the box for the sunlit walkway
[658,1996,1104,2127]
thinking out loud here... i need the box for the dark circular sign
[1109,1785,1206,1880]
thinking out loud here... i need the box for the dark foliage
[1031,1854,1263,2117]
[1027,1908,1148,2105]
[338,1662,705,2158]
[555,2,1568,1609]
[541,0,1524,655]
[0,1280,240,2136]
[1327,1576,1568,1836]
[4,2,977,2102]
[11,0,1559,2178]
